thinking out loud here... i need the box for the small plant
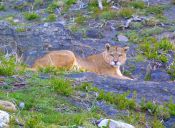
[16,27,26,32]
[75,15,86,25]
[47,1,59,13]
[166,97,175,116]
[50,78,73,96]
[145,17,160,26]
[0,55,16,76]
[140,26,164,37]
[125,30,141,43]
[118,8,134,18]
[69,24,79,32]
[139,38,174,63]
[0,4,5,11]
[130,1,145,9]
[23,12,40,20]
[34,0,44,6]
[99,10,117,20]
[168,62,175,80]
[45,13,57,22]
[66,0,77,6]
[146,5,164,15]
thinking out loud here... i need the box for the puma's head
[104,43,129,67]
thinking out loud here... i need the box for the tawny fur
[32,44,132,80]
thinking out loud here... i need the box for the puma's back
[32,50,76,69]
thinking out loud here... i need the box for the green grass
[49,77,73,96]
[146,5,164,15]
[139,38,174,62]
[0,55,16,76]
[0,75,101,127]
[16,27,27,32]
[47,1,59,13]
[45,13,57,22]
[75,15,87,25]
[99,9,117,20]
[129,1,145,9]
[0,52,174,127]
[23,12,40,20]
[140,26,164,37]
[0,4,5,11]
[118,8,134,18]
[168,62,175,80]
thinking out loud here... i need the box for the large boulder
[0,22,95,66]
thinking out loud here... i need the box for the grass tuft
[118,8,134,18]
[23,12,40,20]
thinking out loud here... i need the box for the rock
[151,70,171,81]
[0,110,10,128]
[67,72,175,104]
[96,101,128,117]
[97,119,135,128]
[117,34,129,42]
[0,100,17,112]
[164,117,175,128]
[0,22,95,66]
[19,102,25,109]
[86,29,103,39]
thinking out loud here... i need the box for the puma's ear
[105,43,110,51]
[123,46,129,52]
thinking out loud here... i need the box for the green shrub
[140,26,164,37]
[16,27,27,32]
[168,62,175,80]
[167,97,175,116]
[47,2,59,13]
[99,10,117,20]
[50,78,73,96]
[97,90,136,109]
[46,13,57,22]
[0,55,16,76]
[0,4,5,11]
[130,1,145,9]
[66,0,77,6]
[23,12,40,20]
[118,8,134,18]
[146,5,164,14]
[75,15,86,24]
[139,38,174,63]
[158,38,174,51]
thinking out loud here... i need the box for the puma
[32,44,132,80]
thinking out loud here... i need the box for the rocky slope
[0,0,175,127]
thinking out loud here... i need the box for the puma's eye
[119,54,122,57]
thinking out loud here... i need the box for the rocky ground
[0,0,175,127]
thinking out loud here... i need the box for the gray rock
[96,101,129,117]
[164,117,175,128]
[19,102,25,109]
[151,70,171,81]
[117,34,129,42]
[0,22,95,66]
[67,72,175,104]
[97,119,135,128]
[0,110,9,128]
[86,29,103,39]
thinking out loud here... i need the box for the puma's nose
[114,61,118,64]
